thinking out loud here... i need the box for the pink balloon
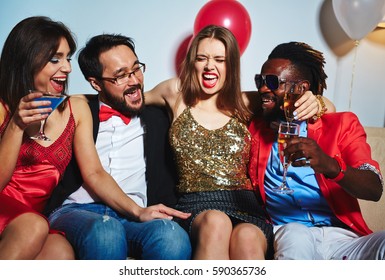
[193,0,252,55]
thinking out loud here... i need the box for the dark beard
[102,85,145,117]
[262,96,285,122]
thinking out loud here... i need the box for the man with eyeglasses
[43,34,192,260]
[248,42,384,259]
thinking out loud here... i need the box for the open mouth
[202,73,218,88]
[124,85,141,95]
[261,94,278,109]
[123,85,142,103]
[51,77,66,92]
[261,94,277,103]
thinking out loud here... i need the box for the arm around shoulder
[322,96,336,113]
[144,77,180,107]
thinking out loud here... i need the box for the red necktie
[99,105,131,125]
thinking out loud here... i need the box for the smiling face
[258,58,296,120]
[194,38,226,95]
[92,45,144,115]
[33,37,72,93]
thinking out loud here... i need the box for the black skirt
[175,189,274,259]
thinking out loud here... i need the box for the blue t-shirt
[264,121,340,226]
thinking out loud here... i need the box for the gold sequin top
[169,107,253,193]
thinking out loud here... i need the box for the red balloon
[174,34,193,75]
[193,0,252,55]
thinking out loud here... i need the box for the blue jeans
[48,203,192,260]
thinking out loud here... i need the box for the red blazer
[248,112,382,236]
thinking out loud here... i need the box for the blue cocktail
[30,91,68,141]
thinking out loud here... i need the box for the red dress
[0,99,75,234]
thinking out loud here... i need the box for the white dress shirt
[64,102,147,207]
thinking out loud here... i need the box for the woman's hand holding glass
[29,90,67,141]
[13,90,67,141]
[12,91,52,131]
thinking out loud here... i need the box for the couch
[358,127,385,232]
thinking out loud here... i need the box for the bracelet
[312,95,327,122]
[327,154,346,182]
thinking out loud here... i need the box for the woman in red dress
[0,16,77,259]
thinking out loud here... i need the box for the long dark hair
[179,25,251,123]
[0,16,76,113]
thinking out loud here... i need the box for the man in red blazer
[248,42,384,259]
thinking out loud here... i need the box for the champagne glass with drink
[283,81,307,122]
[275,122,300,194]
[30,90,68,141]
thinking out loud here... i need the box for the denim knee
[50,206,129,260]
[79,215,127,260]
[140,219,191,260]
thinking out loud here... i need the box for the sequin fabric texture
[169,107,253,193]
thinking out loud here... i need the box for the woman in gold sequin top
[144,25,327,260]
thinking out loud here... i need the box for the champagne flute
[30,90,68,141]
[283,81,306,122]
[274,122,300,194]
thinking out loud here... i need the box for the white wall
[1,0,384,127]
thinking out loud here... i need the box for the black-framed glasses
[254,74,287,91]
[98,62,146,85]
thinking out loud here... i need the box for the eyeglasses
[254,74,287,91]
[98,62,146,85]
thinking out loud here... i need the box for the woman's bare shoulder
[68,94,89,102]
[68,94,92,121]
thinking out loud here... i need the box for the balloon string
[349,40,359,111]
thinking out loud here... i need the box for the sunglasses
[254,74,287,91]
